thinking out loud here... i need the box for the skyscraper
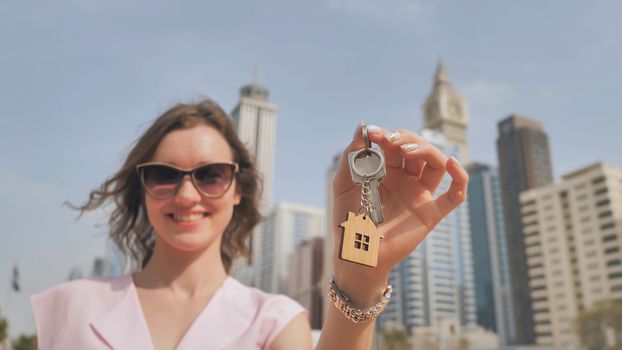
[466,162,516,344]
[519,162,622,346]
[421,61,470,164]
[231,82,277,210]
[496,115,554,344]
[230,81,277,285]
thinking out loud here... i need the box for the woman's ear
[233,183,241,206]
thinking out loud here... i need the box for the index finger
[434,156,469,216]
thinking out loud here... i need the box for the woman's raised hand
[331,123,469,294]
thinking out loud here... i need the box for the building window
[592,176,605,185]
[523,210,537,217]
[603,235,617,242]
[596,199,610,207]
[533,308,550,323]
[354,233,370,251]
[606,259,621,267]
[609,272,622,279]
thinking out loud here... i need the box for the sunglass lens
[194,164,234,196]
[142,165,181,197]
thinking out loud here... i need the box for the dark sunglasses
[136,162,239,199]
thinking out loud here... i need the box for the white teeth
[173,214,205,222]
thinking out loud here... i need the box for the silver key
[348,147,386,224]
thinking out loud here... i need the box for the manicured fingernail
[353,121,364,138]
[451,156,461,166]
[400,143,419,152]
[367,125,382,134]
[385,131,401,143]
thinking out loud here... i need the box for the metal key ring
[362,121,371,150]
[350,148,385,178]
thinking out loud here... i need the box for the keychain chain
[360,177,375,217]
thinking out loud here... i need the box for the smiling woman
[29,98,469,350]
[72,100,262,273]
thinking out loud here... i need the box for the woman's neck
[133,239,228,299]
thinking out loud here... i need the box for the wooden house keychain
[340,122,386,267]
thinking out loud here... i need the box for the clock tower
[422,61,470,163]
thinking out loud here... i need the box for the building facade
[230,82,278,285]
[258,202,324,294]
[231,83,277,210]
[466,162,516,344]
[520,162,622,346]
[496,115,554,344]
[288,236,325,329]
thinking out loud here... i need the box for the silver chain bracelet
[327,275,392,323]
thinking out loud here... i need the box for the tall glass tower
[496,115,554,344]
[230,81,277,286]
[466,162,516,344]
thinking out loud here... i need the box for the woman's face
[144,124,241,254]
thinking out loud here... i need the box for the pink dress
[31,275,307,349]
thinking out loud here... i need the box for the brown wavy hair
[73,99,261,272]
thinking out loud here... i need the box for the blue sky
[1,0,621,337]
